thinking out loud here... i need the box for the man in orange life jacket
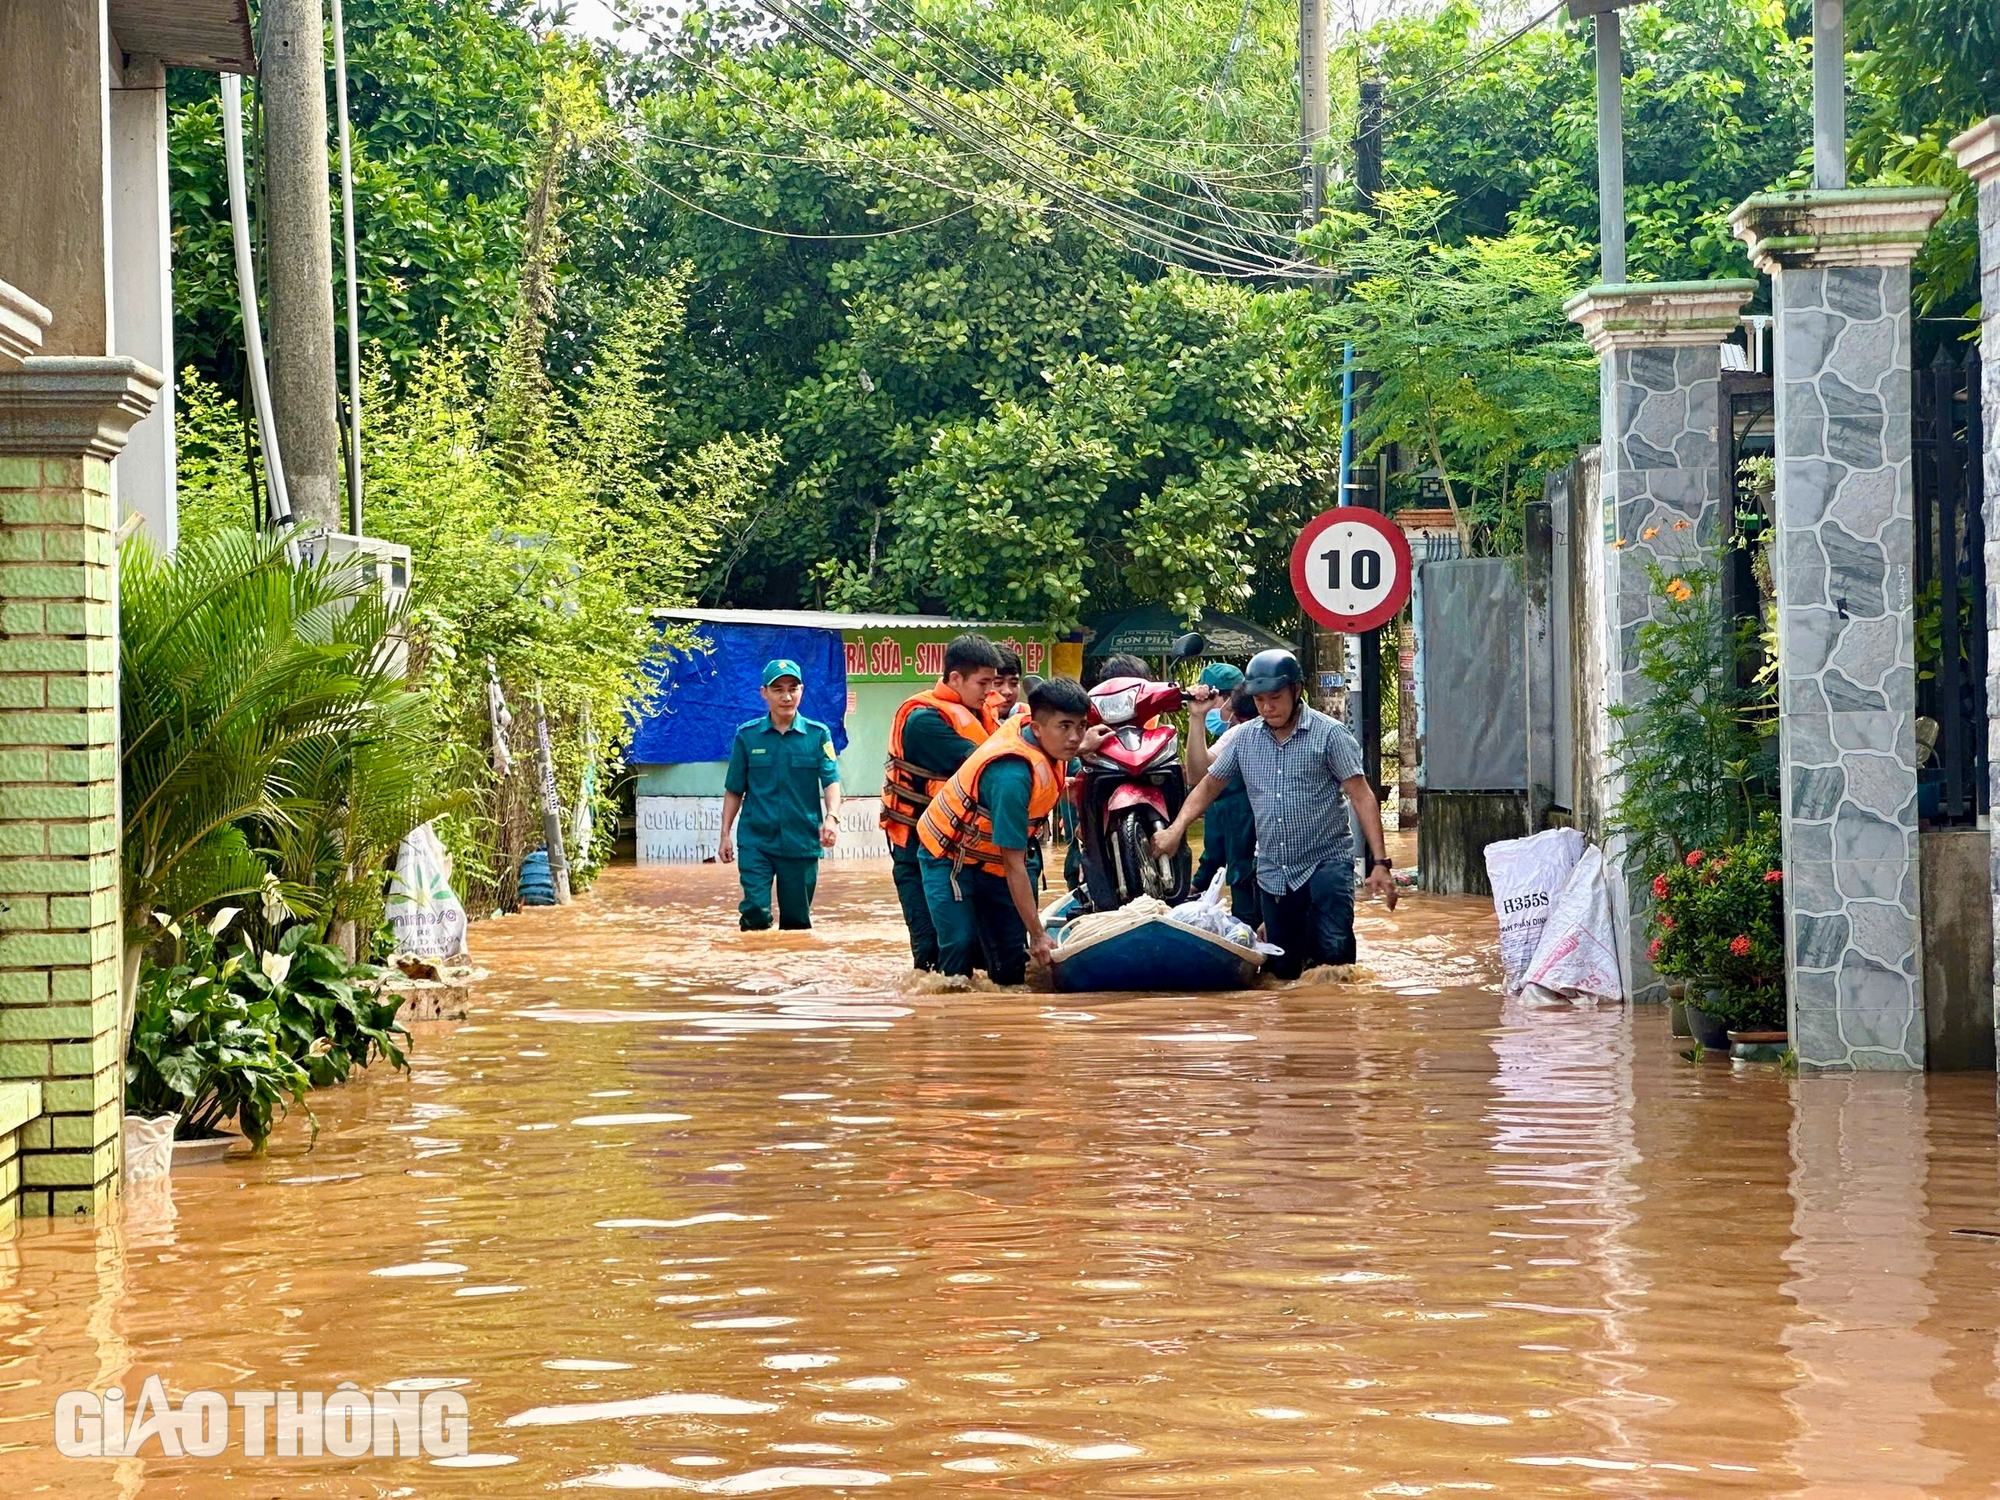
[917,677,1111,984]
[880,634,1002,969]
[982,647,1025,734]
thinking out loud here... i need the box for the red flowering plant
[1645,817,1785,1029]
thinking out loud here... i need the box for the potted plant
[1645,820,1785,1054]
[125,927,315,1160]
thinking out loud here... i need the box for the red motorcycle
[1073,634,1204,911]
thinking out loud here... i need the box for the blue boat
[1047,903,1265,994]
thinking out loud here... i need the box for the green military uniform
[725,711,840,930]
[1190,664,1260,925]
[1196,764,1261,924]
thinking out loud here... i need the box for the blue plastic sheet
[627,623,848,764]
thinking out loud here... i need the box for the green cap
[1198,662,1245,691]
[763,658,804,686]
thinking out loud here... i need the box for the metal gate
[1912,336,1987,828]
[1720,368,1776,643]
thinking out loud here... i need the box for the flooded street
[8,858,2000,1496]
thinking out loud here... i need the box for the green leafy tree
[1364,0,1812,282]
[168,0,614,390]
[1851,0,2000,312]
[1309,190,1598,554]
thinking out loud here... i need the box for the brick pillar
[1948,121,2000,1065]
[0,284,160,1213]
[1731,189,1948,1071]
[1563,280,1756,1001]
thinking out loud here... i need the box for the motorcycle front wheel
[1111,805,1187,904]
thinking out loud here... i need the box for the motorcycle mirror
[1023,674,1045,694]
[1170,631,1206,661]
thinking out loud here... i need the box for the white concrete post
[110,54,177,551]
[1564,280,1758,1001]
[1732,188,1948,1070]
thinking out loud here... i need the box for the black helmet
[1243,648,1303,695]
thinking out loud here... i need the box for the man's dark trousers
[890,843,939,969]
[1258,860,1355,979]
[918,853,1028,985]
[739,844,819,931]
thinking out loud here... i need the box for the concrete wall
[1920,829,1995,1071]
[0,1082,42,1233]
[0,0,115,359]
[1418,791,1530,897]
[0,6,178,550]
[0,446,127,1214]
[635,795,885,864]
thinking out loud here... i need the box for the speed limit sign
[1289,507,1413,632]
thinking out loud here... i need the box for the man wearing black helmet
[1151,647,1395,978]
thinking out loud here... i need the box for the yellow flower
[1672,519,1691,531]
[1641,526,1659,541]
[1611,537,1627,550]
[1666,577,1693,602]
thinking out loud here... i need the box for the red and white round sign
[1288,507,1413,633]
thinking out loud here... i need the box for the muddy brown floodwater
[7,857,2000,1497]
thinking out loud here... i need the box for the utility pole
[1355,81,1383,211]
[1593,9,1625,283]
[1301,0,1342,720]
[1353,79,1385,803]
[261,0,343,530]
[1812,0,1845,189]
[1298,0,1329,220]
[1565,0,1639,284]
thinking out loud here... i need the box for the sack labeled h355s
[1483,828,1585,992]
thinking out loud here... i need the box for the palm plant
[119,529,442,1037]
[258,605,451,945]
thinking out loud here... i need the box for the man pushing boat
[916,678,1111,983]
[1151,649,1395,979]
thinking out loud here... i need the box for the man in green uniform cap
[1186,663,1259,924]
[720,659,842,930]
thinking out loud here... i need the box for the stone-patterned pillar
[1563,281,1756,1001]
[1731,189,1949,1071]
[0,284,160,1214]
[1948,120,2000,1067]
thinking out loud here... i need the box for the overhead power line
[615,0,1565,276]
[617,148,977,238]
[647,32,1297,259]
[631,8,1306,276]
[1371,1,1565,134]
[752,0,1312,275]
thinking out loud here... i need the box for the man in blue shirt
[1153,649,1395,978]
[720,660,842,931]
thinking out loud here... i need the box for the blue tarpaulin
[628,622,848,765]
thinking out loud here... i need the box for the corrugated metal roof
[652,607,1034,631]
[110,0,256,73]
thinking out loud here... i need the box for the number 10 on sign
[1288,506,1413,633]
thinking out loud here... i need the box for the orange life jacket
[981,689,1025,735]
[917,717,1064,877]
[880,687,988,848]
